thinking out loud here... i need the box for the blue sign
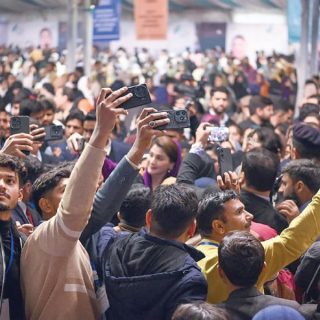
[287,0,301,43]
[93,0,120,42]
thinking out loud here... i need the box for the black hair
[172,302,229,320]
[119,185,151,228]
[65,110,85,126]
[19,99,44,116]
[40,98,57,113]
[0,154,24,187]
[218,231,265,287]
[210,86,229,97]
[42,83,55,95]
[282,159,320,194]
[62,86,76,102]
[249,127,282,155]
[197,190,239,236]
[150,184,198,239]
[32,162,74,215]
[21,156,43,185]
[84,111,96,122]
[249,96,273,115]
[299,103,320,122]
[242,148,279,192]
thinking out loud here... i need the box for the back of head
[21,156,43,185]
[20,99,44,116]
[249,96,272,115]
[252,305,304,320]
[299,103,320,122]
[150,184,198,239]
[293,122,320,160]
[282,159,320,195]
[172,302,229,320]
[242,148,279,192]
[218,231,265,287]
[119,185,151,229]
[197,190,239,237]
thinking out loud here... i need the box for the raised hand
[127,108,169,166]
[217,171,241,194]
[276,200,300,223]
[90,87,132,149]
[1,133,34,158]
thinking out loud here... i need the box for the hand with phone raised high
[89,87,132,150]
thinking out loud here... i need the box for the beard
[284,191,301,207]
[0,203,10,212]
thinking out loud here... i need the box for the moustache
[0,192,10,200]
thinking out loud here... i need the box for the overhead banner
[134,0,168,40]
[93,0,120,42]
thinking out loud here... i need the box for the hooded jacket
[102,230,207,320]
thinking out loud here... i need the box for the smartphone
[208,127,229,143]
[76,137,85,153]
[217,147,233,178]
[120,84,152,109]
[10,116,30,155]
[44,125,64,141]
[155,109,190,130]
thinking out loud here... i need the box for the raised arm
[80,108,170,242]
[177,123,213,185]
[35,87,133,254]
[262,190,320,283]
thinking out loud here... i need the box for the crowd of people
[0,42,320,319]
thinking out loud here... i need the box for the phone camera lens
[134,86,146,98]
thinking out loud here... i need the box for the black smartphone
[120,84,152,109]
[10,116,30,155]
[217,147,233,178]
[156,109,190,130]
[44,125,64,141]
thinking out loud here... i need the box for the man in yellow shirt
[196,189,320,304]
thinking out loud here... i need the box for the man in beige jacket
[20,87,133,320]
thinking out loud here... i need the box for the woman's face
[247,132,262,152]
[147,144,173,177]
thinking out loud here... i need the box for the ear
[187,219,197,238]
[239,170,245,185]
[295,180,304,193]
[212,219,225,236]
[145,209,152,231]
[256,107,263,117]
[18,188,23,202]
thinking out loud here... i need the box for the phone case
[218,147,233,177]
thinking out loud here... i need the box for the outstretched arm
[80,108,170,242]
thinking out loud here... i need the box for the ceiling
[0,0,287,14]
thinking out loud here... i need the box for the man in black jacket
[240,148,287,233]
[101,184,207,320]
